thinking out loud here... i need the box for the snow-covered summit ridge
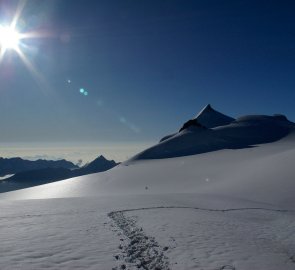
[193,104,235,128]
[160,104,234,142]
[133,106,295,161]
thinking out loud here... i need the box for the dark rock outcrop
[179,119,206,132]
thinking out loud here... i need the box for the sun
[0,25,21,51]
[0,1,50,90]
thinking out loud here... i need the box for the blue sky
[0,0,294,160]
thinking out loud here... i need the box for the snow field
[125,207,295,270]
[1,108,295,269]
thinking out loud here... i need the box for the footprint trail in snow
[109,206,295,270]
[109,210,170,270]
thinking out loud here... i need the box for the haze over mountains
[0,157,77,176]
[0,155,118,193]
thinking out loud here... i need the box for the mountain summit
[161,104,235,141]
[193,104,235,128]
[179,104,235,132]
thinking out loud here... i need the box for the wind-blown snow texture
[1,105,295,269]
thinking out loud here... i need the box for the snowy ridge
[160,104,234,142]
[133,110,295,160]
[193,104,235,128]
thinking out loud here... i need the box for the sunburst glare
[0,25,20,51]
[0,1,52,92]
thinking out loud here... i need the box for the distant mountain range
[0,155,118,193]
[0,157,78,176]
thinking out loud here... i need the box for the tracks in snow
[113,205,294,214]
[109,211,170,270]
[108,206,294,270]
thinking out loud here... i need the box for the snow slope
[0,108,295,269]
[135,113,294,160]
[1,132,295,208]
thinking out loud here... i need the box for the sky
[0,0,295,162]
